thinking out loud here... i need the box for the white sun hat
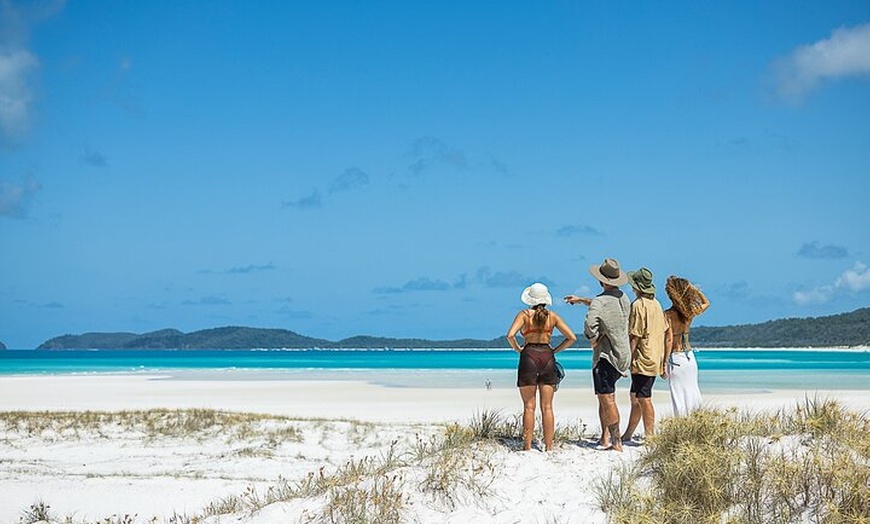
[521,283,552,306]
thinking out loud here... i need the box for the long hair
[665,276,704,322]
[532,303,549,328]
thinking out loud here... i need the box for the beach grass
[594,396,870,524]
[8,399,868,523]
[6,408,576,523]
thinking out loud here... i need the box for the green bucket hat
[627,267,656,295]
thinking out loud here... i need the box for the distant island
[38,327,508,350]
[0,341,6,350]
[36,307,870,349]
[34,307,870,350]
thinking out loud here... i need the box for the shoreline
[1,374,867,424]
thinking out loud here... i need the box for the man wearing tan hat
[564,258,631,452]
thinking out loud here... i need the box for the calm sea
[1,348,868,393]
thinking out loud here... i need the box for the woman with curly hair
[662,276,710,416]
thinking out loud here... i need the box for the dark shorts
[517,343,557,387]
[592,358,622,395]
[630,373,656,398]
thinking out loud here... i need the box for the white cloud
[0,0,66,142]
[0,176,41,217]
[793,261,870,305]
[0,48,37,139]
[835,261,870,292]
[793,286,834,306]
[774,23,870,101]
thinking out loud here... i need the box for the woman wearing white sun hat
[507,283,577,451]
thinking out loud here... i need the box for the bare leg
[539,385,556,451]
[621,392,641,441]
[638,396,655,438]
[519,385,538,450]
[597,397,609,447]
[598,393,622,452]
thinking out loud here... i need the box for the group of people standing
[506,258,710,452]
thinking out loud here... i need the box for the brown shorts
[517,343,557,387]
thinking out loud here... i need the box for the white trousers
[667,351,702,416]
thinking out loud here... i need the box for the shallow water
[1,348,867,393]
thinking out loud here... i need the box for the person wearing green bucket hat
[621,266,670,444]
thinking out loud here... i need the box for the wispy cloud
[772,23,870,102]
[327,167,369,195]
[37,301,63,308]
[393,137,512,186]
[182,295,231,306]
[276,304,313,318]
[722,281,750,301]
[797,241,848,259]
[80,147,108,168]
[407,136,468,177]
[282,190,322,209]
[793,261,870,305]
[372,267,548,295]
[556,224,602,237]
[226,263,275,274]
[0,48,37,141]
[102,55,141,116]
[0,0,65,143]
[284,167,370,210]
[0,176,41,218]
[373,276,453,294]
[476,267,549,288]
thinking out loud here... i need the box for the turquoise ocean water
[1,348,868,393]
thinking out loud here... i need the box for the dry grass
[463,408,589,449]
[594,397,870,524]
[0,409,304,445]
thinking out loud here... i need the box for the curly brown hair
[665,276,705,322]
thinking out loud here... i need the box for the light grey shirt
[584,288,631,374]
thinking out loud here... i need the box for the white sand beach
[1,375,868,523]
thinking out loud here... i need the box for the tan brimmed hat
[589,258,628,286]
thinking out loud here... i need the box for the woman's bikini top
[521,311,555,338]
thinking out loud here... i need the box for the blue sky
[1,1,869,348]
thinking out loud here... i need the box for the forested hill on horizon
[32,308,870,350]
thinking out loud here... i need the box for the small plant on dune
[467,408,512,440]
[166,511,199,524]
[20,500,52,524]
[420,439,498,509]
[645,410,744,515]
[591,465,643,518]
[554,418,587,444]
[318,473,406,524]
